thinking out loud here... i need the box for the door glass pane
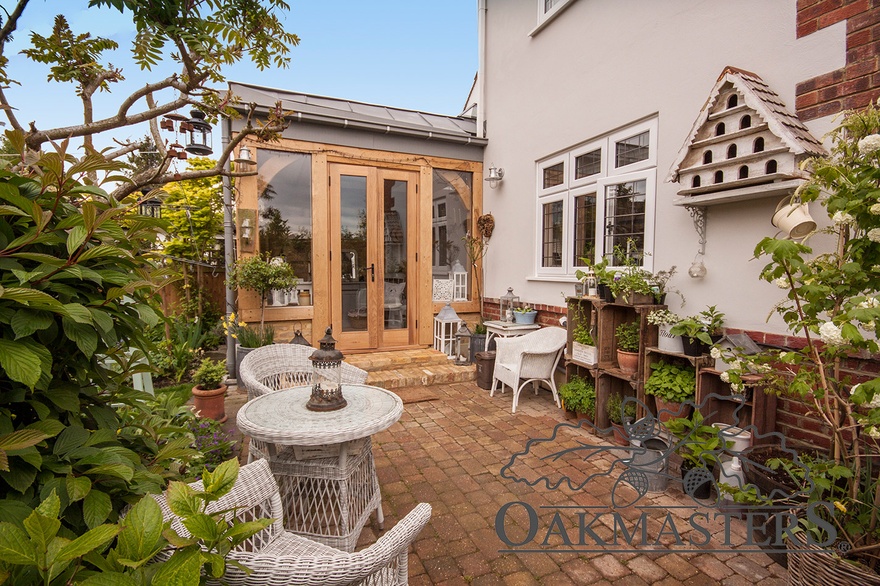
[383,179,407,330]
[431,170,473,300]
[341,175,367,332]
[604,179,646,264]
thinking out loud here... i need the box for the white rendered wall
[481,0,846,334]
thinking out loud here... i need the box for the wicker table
[237,384,403,552]
[484,319,541,348]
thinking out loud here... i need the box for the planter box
[657,324,684,353]
[513,311,537,324]
[618,291,655,305]
[572,342,597,365]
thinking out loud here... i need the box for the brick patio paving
[349,380,790,585]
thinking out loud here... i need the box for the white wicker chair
[152,459,432,586]
[490,326,567,413]
[240,344,368,401]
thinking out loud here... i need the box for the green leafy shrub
[569,302,594,345]
[192,358,227,390]
[615,321,640,352]
[226,254,297,329]
[644,360,696,403]
[559,376,596,418]
[0,459,271,585]
[664,411,724,469]
[188,419,235,477]
[606,393,636,425]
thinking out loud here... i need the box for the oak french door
[329,164,417,350]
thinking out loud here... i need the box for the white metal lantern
[499,287,519,323]
[451,260,468,302]
[583,268,598,296]
[433,303,461,359]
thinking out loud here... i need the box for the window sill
[527,275,580,283]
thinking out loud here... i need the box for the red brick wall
[482,297,567,327]
[796,0,880,120]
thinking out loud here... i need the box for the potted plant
[513,304,538,324]
[615,321,640,374]
[226,254,297,371]
[647,309,683,353]
[650,266,685,305]
[606,392,636,445]
[569,302,597,365]
[664,410,724,499]
[721,104,880,583]
[644,360,696,422]
[669,306,725,356]
[192,358,229,422]
[607,240,655,304]
[221,312,276,377]
[576,255,615,302]
[559,375,596,423]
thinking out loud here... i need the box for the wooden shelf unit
[564,297,665,429]
[642,346,713,421]
[696,368,777,446]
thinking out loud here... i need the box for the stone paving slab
[350,380,789,584]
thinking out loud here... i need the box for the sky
[1,0,478,152]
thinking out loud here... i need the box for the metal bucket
[630,438,670,492]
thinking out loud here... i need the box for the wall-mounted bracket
[685,205,707,256]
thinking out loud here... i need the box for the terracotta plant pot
[653,397,691,423]
[611,422,629,445]
[193,383,228,422]
[617,349,639,374]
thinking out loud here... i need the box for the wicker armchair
[152,459,432,586]
[490,326,567,413]
[240,343,368,401]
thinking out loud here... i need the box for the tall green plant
[226,254,296,330]
[0,132,188,537]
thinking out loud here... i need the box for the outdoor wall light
[234,145,254,168]
[688,255,707,279]
[241,218,252,242]
[485,164,504,189]
[184,109,213,156]
[238,208,256,252]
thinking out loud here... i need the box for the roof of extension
[229,81,484,146]
[667,66,826,182]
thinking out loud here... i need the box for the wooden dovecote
[668,67,826,207]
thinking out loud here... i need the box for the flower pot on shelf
[616,349,639,374]
[513,310,537,324]
[597,283,614,303]
[653,396,691,423]
[298,290,311,306]
[657,324,684,353]
[681,337,709,357]
[192,383,228,422]
[611,422,629,446]
[618,291,655,305]
[572,342,597,365]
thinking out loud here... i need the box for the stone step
[365,362,475,390]
[344,348,454,372]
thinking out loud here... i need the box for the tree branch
[0,86,22,130]
[0,0,29,47]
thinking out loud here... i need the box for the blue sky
[2,0,478,151]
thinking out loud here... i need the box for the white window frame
[596,169,657,272]
[530,0,578,36]
[533,117,658,279]
[536,153,568,197]
[535,193,568,277]
[608,117,658,174]
[570,139,606,189]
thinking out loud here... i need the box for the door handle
[367,263,375,282]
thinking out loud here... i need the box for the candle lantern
[433,303,461,358]
[184,109,213,156]
[306,327,346,411]
[583,268,598,297]
[499,287,519,323]
[454,321,472,366]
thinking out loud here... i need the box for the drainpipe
[222,118,236,380]
[478,0,487,139]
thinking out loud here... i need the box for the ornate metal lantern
[499,287,519,323]
[454,321,472,366]
[433,303,461,359]
[289,330,310,346]
[307,327,346,411]
[582,268,598,296]
[184,109,213,156]
[450,260,468,302]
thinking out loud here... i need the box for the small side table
[484,319,541,348]
[237,384,403,552]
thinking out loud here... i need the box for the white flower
[720,371,730,383]
[871,203,880,215]
[819,321,846,346]
[773,277,789,289]
[859,297,880,309]
[868,228,880,243]
[731,382,744,393]
[832,211,854,225]
[710,347,722,359]
[866,426,880,439]
[868,388,880,409]
[858,134,880,155]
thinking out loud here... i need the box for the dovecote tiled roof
[668,67,826,188]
